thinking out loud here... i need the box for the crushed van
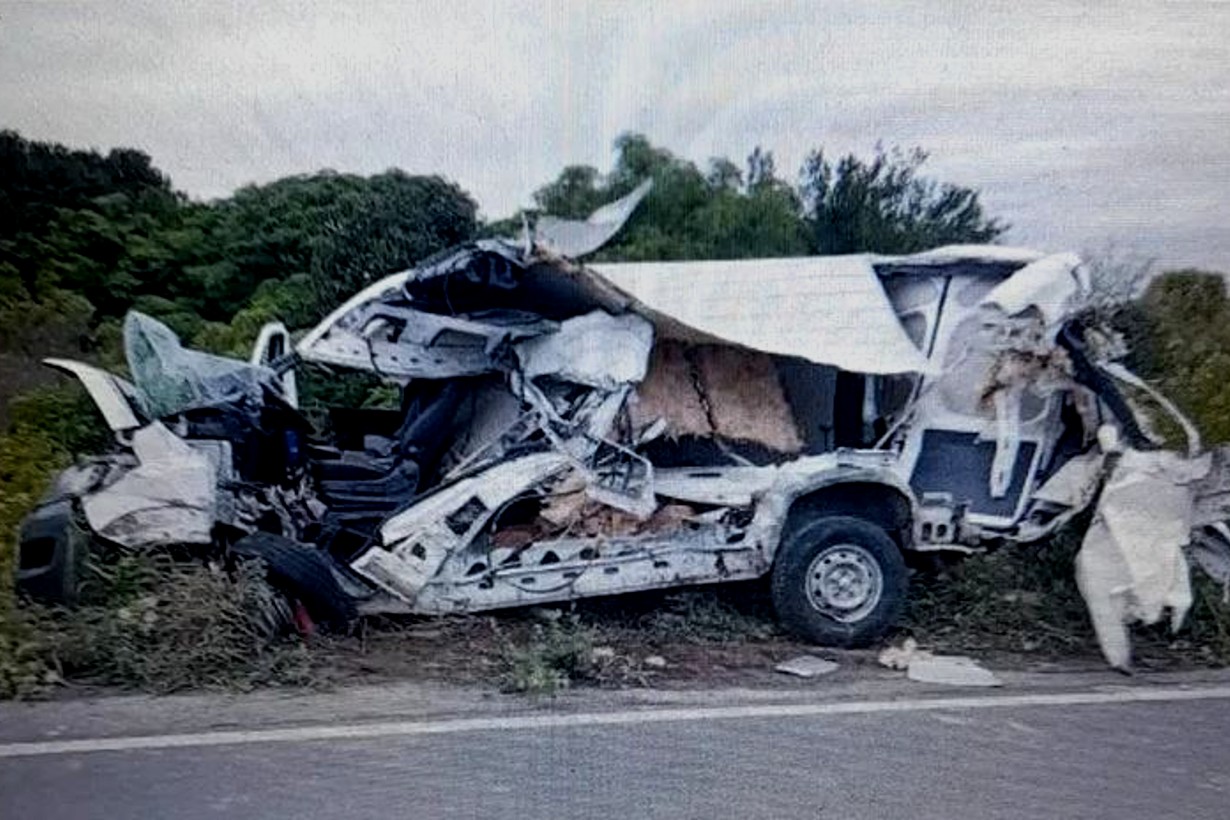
[17,186,1230,667]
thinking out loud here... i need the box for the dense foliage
[1115,270,1230,444]
[521,134,1004,262]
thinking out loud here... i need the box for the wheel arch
[782,480,915,553]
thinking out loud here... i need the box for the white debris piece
[775,655,839,678]
[879,639,1000,687]
[1076,446,1209,669]
[642,655,668,669]
[906,655,1002,687]
[878,637,929,670]
[979,252,1086,329]
[514,310,654,390]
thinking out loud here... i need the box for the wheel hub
[805,544,884,623]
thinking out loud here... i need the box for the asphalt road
[4,685,1230,819]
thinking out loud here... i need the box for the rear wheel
[771,515,907,647]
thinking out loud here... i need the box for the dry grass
[14,555,315,697]
[904,527,1230,667]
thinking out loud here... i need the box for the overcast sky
[2,1,1228,270]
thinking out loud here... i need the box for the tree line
[0,129,1004,373]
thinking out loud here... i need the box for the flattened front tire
[771,515,907,648]
[230,532,357,631]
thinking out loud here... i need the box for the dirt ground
[305,582,1205,693]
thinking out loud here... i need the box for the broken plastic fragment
[906,655,1002,687]
[775,655,839,678]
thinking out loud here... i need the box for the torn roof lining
[396,244,935,374]
[591,255,938,375]
[298,242,1075,380]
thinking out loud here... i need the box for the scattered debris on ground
[879,637,1001,686]
[774,655,840,678]
[878,637,928,671]
[905,655,1001,687]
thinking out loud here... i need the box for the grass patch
[905,527,1230,666]
[497,616,598,695]
[904,531,1097,657]
[638,587,780,645]
[10,555,315,697]
[570,583,781,646]
[495,614,658,695]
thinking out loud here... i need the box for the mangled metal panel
[514,310,653,390]
[43,358,144,432]
[359,451,573,602]
[979,252,1088,331]
[876,244,1046,269]
[125,312,278,417]
[531,180,654,259]
[591,255,936,375]
[81,421,218,548]
[296,269,557,379]
[1076,441,1209,669]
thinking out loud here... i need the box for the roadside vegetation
[1,129,1228,698]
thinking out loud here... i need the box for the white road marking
[2,685,1229,759]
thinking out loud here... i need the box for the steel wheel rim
[804,543,883,623]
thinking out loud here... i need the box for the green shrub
[498,617,597,695]
[0,419,75,697]
[905,532,1098,657]
[29,555,312,694]
[8,384,110,456]
[1122,270,1230,445]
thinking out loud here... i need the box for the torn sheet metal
[298,293,553,379]
[1102,361,1203,456]
[43,358,143,432]
[125,312,276,417]
[1185,446,1230,588]
[979,252,1087,329]
[1189,526,1230,588]
[360,452,573,602]
[81,421,217,549]
[514,310,653,389]
[878,244,1045,268]
[532,180,653,259]
[592,255,936,375]
[1076,447,1209,669]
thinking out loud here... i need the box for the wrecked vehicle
[17,186,1230,665]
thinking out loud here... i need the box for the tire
[230,532,358,630]
[771,515,907,648]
